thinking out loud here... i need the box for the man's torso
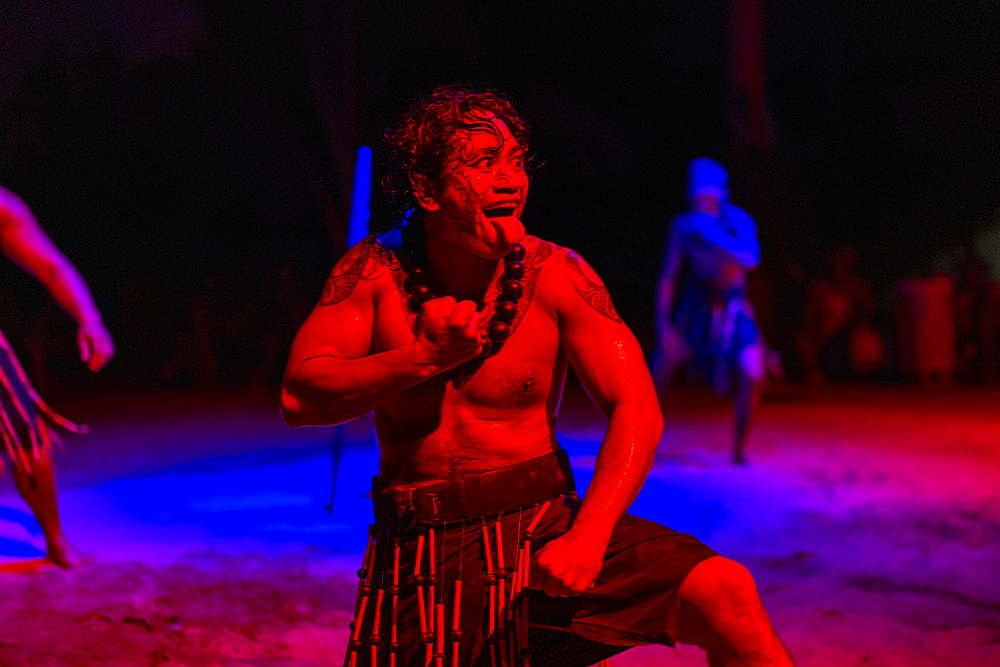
[359,233,570,488]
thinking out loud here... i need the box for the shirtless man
[282,87,793,666]
[653,158,768,465]
[0,185,115,569]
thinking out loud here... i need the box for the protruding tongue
[485,215,525,251]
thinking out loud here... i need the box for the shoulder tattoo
[531,239,554,267]
[319,239,398,306]
[566,251,623,323]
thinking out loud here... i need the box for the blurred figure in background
[0,186,114,569]
[796,245,881,385]
[653,158,768,465]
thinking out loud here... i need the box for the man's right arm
[280,244,481,427]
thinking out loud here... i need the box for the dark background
[1,0,997,390]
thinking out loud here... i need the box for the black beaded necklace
[403,243,526,359]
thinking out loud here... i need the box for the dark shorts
[528,500,718,651]
[346,454,717,667]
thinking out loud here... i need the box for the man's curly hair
[382,84,531,215]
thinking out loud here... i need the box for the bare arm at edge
[0,186,114,371]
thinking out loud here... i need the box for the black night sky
[1,0,998,389]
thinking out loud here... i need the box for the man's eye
[473,156,493,169]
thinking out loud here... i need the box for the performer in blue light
[653,158,767,465]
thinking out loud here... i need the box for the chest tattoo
[504,238,552,335]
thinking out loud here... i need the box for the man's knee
[680,555,761,609]
[678,556,794,664]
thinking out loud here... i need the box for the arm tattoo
[566,252,623,323]
[320,240,396,306]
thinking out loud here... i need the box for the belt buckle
[394,489,418,519]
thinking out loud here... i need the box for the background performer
[653,158,768,465]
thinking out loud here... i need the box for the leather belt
[373,449,574,527]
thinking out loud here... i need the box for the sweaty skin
[282,118,662,597]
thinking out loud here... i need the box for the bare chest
[372,292,561,418]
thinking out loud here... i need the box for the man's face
[419,115,529,260]
[690,186,723,217]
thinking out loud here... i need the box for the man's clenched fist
[414,296,483,370]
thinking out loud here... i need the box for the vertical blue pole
[347,145,372,247]
[330,146,374,513]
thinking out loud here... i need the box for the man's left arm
[531,249,663,597]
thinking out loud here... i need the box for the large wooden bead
[488,321,510,342]
[507,244,526,262]
[494,300,517,322]
[412,284,432,302]
[502,280,523,301]
[503,261,525,280]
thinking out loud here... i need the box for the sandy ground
[0,383,998,666]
